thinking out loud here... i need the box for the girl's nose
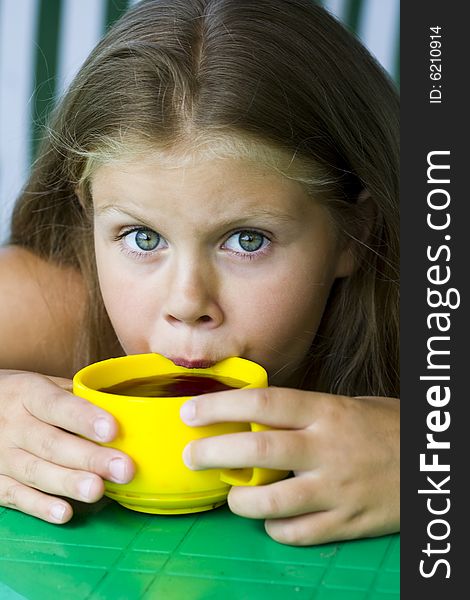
[163,261,223,328]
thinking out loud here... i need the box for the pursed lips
[167,357,218,369]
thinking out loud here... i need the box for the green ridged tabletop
[0,499,399,599]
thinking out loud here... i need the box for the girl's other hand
[180,387,399,546]
[0,370,134,523]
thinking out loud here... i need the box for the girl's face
[91,156,353,386]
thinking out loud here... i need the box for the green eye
[135,230,160,250]
[224,230,268,254]
[124,228,162,252]
[239,231,264,251]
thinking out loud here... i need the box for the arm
[0,245,85,377]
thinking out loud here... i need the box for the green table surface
[0,498,399,599]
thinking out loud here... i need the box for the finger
[15,420,134,484]
[0,474,73,524]
[4,447,105,504]
[180,386,334,429]
[183,430,315,471]
[227,474,329,520]
[263,503,398,546]
[264,510,348,546]
[11,372,118,442]
[4,371,73,392]
[46,375,73,392]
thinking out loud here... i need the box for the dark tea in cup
[99,373,248,397]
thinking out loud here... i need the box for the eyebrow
[94,203,299,227]
[95,204,151,222]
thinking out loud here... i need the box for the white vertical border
[323,0,348,21]
[357,0,400,78]
[56,0,106,98]
[324,0,400,81]
[0,0,39,244]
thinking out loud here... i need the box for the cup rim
[72,353,268,400]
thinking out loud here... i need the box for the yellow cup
[72,353,287,514]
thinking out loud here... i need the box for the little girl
[0,0,399,546]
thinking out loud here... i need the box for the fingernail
[78,477,94,500]
[50,502,66,522]
[182,443,195,470]
[94,418,111,441]
[109,457,127,483]
[180,400,196,423]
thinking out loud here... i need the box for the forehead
[84,131,328,202]
[90,154,317,221]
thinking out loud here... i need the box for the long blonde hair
[11,0,399,397]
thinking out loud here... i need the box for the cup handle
[219,422,290,486]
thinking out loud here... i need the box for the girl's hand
[0,370,134,523]
[180,387,399,546]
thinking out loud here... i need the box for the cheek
[94,254,152,350]
[235,267,334,366]
[103,289,154,353]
